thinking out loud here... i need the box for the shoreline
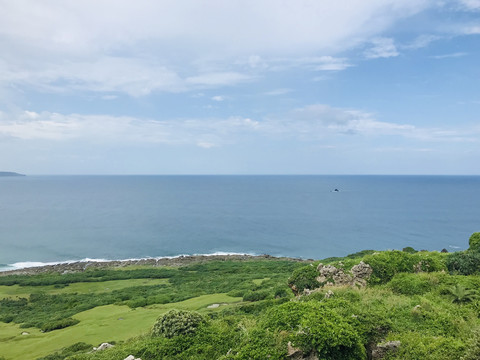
[0,254,311,276]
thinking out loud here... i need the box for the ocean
[0,175,478,270]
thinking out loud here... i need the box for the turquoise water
[0,175,478,269]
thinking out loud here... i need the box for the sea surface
[0,175,479,270]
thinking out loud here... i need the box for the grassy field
[0,293,242,360]
[0,278,170,299]
[4,250,478,360]
[0,259,297,359]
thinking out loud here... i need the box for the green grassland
[0,294,243,359]
[0,278,170,299]
[0,259,298,360]
[1,235,480,360]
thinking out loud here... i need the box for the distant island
[0,171,25,177]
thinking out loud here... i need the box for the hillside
[1,233,480,360]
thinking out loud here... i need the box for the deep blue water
[0,175,479,269]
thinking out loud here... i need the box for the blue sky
[0,0,479,174]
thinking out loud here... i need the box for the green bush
[273,286,289,298]
[38,342,93,360]
[230,328,287,360]
[388,273,440,295]
[152,309,205,338]
[243,290,271,302]
[287,265,320,294]
[393,332,466,360]
[363,251,446,284]
[264,301,366,359]
[461,330,480,360]
[41,318,80,332]
[469,232,480,252]
[446,251,480,275]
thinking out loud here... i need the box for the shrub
[446,251,480,275]
[152,309,205,338]
[273,286,289,298]
[243,290,271,302]
[469,232,480,252]
[447,284,478,303]
[38,342,92,360]
[231,328,287,360]
[403,246,418,254]
[41,318,80,332]
[388,273,439,295]
[287,265,320,294]
[461,330,480,360]
[264,301,366,359]
[363,251,446,284]
[393,332,466,360]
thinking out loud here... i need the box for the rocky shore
[0,254,310,276]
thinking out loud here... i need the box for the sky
[0,0,479,175]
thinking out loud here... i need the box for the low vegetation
[1,233,480,359]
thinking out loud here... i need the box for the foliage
[151,310,206,338]
[447,284,478,303]
[264,301,366,359]
[402,246,418,254]
[461,330,480,360]
[387,272,442,295]
[242,289,271,302]
[392,332,466,360]
[0,268,176,287]
[287,265,320,294]
[446,251,480,275]
[469,232,480,252]
[0,260,300,330]
[363,250,446,284]
[3,248,480,360]
[41,317,80,332]
[37,342,92,360]
[227,328,287,360]
[321,249,376,263]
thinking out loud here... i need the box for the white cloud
[461,25,480,34]
[402,34,443,49]
[0,1,430,56]
[0,0,432,97]
[211,95,225,102]
[185,72,254,87]
[197,142,217,149]
[271,104,478,142]
[458,0,480,10]
[0,56,185,97]
[264,56,352,72]
[263,88,292,96]
[364,38,399,59]
[431,52,468,59]
[306,56,352,71]
[0,106,477,151]
[0,111,261,147]
[101,95,118,100]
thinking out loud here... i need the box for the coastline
[0,253,310,276]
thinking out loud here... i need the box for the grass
[0,293,242,360]
[252,278,270,285]
[0,279,170,299]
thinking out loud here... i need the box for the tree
[469,232,480,252]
